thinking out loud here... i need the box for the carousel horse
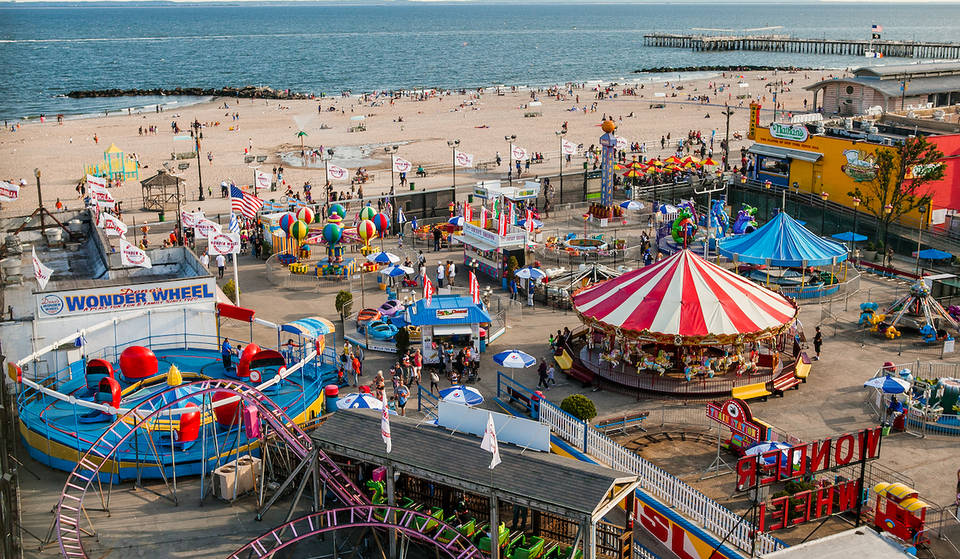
[732,204,758,235]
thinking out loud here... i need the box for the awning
[451,234,498,252]
[432,324,474,336]
[748,144,823,163]
[217,302,255,322]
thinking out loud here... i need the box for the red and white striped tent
[573,249,798,344]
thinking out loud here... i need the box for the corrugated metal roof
[855,62,960,79]
[805,76,960,98]
[310,410,636,517]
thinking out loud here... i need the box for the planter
[863,250,878,261]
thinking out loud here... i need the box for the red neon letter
[639,505,669,543]
[835,480,861,512]
[808,438,831,472]
[858,427,882,460]
[790,491,812,525]
[835,434,855,466]
[737,457,757,490]
[768,496,789,531]
[788,445,808,477]
[813,485,833,519]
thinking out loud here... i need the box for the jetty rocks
[65,85,315,99]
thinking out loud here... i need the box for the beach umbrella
[438,385,484,406]
[367,251,400,264]
[514,267,546,281]
[619,200,644,211]
[338,393,395,413]
[517,218,543,229]
[622,169,643,178]
[702,157,719,167]
[297,206,315,224]
[322,223,342,245]
[664,156,682,165]
[289,220,310,241]
[647,158,664,166]
[864,375,911,394]
[646,166,663,175]
[658,204,678,214]
[912,248,952,260]
[359,206,377,221]
[357,220,377,245]
[329,203,347,219]
[744,441,795,465]
[492,350,536,368]
[372,213,390,235]
[448,216,465,227]
[380,265,414,277]
[296,130,308,151]
[682,156,701,167]
[279,213,296,234]
[625,160,645,169]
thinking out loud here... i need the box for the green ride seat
[478,524,509,552]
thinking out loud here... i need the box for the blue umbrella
[831,232,868,242]
[448,216,465,227]
[366,251,400,264]
[517,218,543,229]
[514,267,546,280]
[619,200,644,211]
[338,393,384,409]
[912,248,952,260]
[745,441,796,466]
[863,375,911,394]
[492,350,536,368]
[658,204,677,214]
[438,385,484,406]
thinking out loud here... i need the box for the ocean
[2,2,960,121]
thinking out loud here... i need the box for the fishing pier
[643,33,960,59]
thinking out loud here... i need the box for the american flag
[423,276,434,306]
[872,24,883,32]
[228,212,241,234]
[230,185,263,219]
[469,271,480,304]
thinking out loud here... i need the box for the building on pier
[806,63,960,116]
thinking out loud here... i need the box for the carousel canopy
[717,211,848,267]
[572,249,798,343]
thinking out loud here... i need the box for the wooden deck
[643,33,960,59]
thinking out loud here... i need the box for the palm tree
[296,130,308,152]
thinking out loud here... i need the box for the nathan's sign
[769,122,809,143]
[737,427,883,532]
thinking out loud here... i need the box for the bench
[563,363,594,387]
[732,382,771,402]
[506,386,538,418]
[596,411,649,435]
[772,372,801,396]
[795,352,812,382]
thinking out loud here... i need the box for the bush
[395,326,410,355]
[561,394,597,422]
[335,290,353,320]
[222,279,238,303]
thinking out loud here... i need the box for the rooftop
[854,62,960,79]
[805,75,960,98]
[310,410,639,519]
[760,527,913,558]
[405,294,491,326]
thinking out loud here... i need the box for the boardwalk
[644,33,960,59]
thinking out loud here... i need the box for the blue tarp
[405,294,491,326]
[717,212,848,267]
[913,248,953,260]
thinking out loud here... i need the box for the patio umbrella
[647,158,664,166]
[864,375,911,394]
[831,232,868,243]
[664,156,682,165]
[622,169,643,179]
[380,265,414,277]
[514,267,547,280]
[745,441,796,466]
[912,248,952,260]
[438,385,484,406]
[658,204,678,214]
[366,251,400,264]
[338,393,385,410]
[517,218,543,229]
[619,200,644,210]
[702,157,719,167]
[492,350,536,368]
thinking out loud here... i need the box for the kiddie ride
[657,200,741,256]
[860,280,960,343]
[877,361,960,436]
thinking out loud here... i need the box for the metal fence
[866,362,960,438]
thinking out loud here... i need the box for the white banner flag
[119,239,152,269]
[561,139,577,156]
[392,157,413,174]
[381,395,392,453]
[616,136,628,150]
[480,412,502,469]
[87,181,116,209]
[32,246,53,290]
[255,170,272,191]
[97,212,128,237]
[207,231,241,255]
[85,174,107,190]
[195,217,221,238]
[327,164,349,181]
[181,210,202,229]
[454,151,474,168]
[511,146,528,161]
[0,181,20,202]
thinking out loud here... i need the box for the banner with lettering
[255,170,272,191]
[181,211,202,228]
[511,146,528,161]
[0,181,20,202]
[32,246,53,290]
[36,278,217,319]
[207,231,242,255]
[195,218,221,238]
[561,139,577,156]
[98,212,128,237]
[87,180,116,209]
[119,239,152,269]
[393,157,413,174]
[327,164,349,181]
[455,151,474,168]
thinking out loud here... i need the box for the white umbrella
[619,200,644,211]
[380,265,414,277]
[439,385,484,406]
[514,267,546,280]
[338,393,384,410]
[492,350,536,368]
[366,251,400,264]
[863,375,911,394]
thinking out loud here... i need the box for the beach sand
[0,69,844,220]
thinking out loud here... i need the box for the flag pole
[232,252,241,306]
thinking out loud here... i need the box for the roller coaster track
[229,505,485,559]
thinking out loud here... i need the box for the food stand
[404,294,492,364]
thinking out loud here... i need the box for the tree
[222,279,238,304]
[848,136,944,263]
[335,290,353,322]
[560,394,597,422]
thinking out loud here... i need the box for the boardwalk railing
[528,386,784,556]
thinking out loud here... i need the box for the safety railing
[866,364,960,437]
[416,384,440,420]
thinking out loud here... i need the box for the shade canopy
[913,248,952,260]
[717,212,848,267]
[864,375,911,394]
[573,249,798,344]
[831,232,868,242]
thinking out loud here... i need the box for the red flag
[469,272,480,304]
[464,202,473,223]
[525,209,534,232]
[423,276,434,306]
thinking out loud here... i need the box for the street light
[192,120,204,201]
[721,105,735,171]
[505,134,517,185]
[915,204,928,276]
[555,130,566,202]
[851,196,861,257]
[448,139,461,190]
[792,181,800,216]
[820,191,829,234]
[883,204,894,267]
[384,145,399,195]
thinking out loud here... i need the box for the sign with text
[769,122,809,143]
[706,399,767,443]
[748,103,761,140]
[436,308,468,320]
[36,278,217,318]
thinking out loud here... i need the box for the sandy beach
[0,69,844,220]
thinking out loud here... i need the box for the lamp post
[555,130,566,202]
[792,181,800,217]
[721,105,735,171]
[915,204,927,276]
[384,145,399,195]
[192,120,204,201]
[851,196,861,257]
[883,204,893,267]
[448,139,461,190]
[505,134,516,185]
[820,191,829,234]
[34,168,45,235]
[321,148,334,189]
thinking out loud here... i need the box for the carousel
[571,249,800,395]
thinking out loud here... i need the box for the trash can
[158,211,165,222]
[479,329,487,353]
[409,182,415,191]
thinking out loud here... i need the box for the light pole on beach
[384,145,399,195]
[192,120,204,201]
[448,139,461,190]
[505,134,516,185]
[851,196,861,257]
[721,105,734,172]
[555,130,566,202]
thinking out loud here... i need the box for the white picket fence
[539,400,783,556]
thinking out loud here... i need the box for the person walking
[433,227,442,252]
[447,260,456,287]
[437,262,445,288]
[374,371,386,400]
[395,382,410,416]
[351,353,362,387]
[216,253,226,279]
[429,368,440,395]
[813,326,823,360]
[200,252,210,270]
[510,277,518,300]
[537,359,549,389]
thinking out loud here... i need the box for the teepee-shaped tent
[886,280,960,332]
